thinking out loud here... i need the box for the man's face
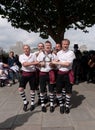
[44,42,52,52]
[38,44,44,51]
[23,45,30,56]
[9,52,14,57]
[55,44,61,52]
[62,41,69,51]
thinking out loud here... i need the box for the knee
[18,87,24,92]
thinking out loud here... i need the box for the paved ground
[0,82,95,130]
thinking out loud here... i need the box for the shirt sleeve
[19,55,24,64]
[32,53,37,61]
[67,51,75,63]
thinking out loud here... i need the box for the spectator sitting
[0,61,11,87]
[8,51,20,84]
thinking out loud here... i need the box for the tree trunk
[50,30,65,44]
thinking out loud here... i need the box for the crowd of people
[0,51,21,87]
[0,39,95,114]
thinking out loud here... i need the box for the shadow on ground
[71,90,86,109]
[0,110,41,130]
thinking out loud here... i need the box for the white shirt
[37,51,57,72]
[19,53,36,72]
[57,49,75,71]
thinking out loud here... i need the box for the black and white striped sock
[30,92,35,105]
[66,95,71,108]
[40,93,45,107]
[49,93,54,106]
[62,89,66,104]
[19,91,27,104]
[57,95,63,107]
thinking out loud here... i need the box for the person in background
[34,42,45,105]
[15,54,22,68]
[73,44,82,84]
[34,42,44,57]
[8,51,19,84]
[52,39,75,114]
[0,59,11,87]
[18,45,39,112]
[52,43,62,105]
[87,52,95,83]
[55,43,62,52]
[8,51,16,67]
[53,43,62,55]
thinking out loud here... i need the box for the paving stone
[0,82,95,130]
[42,127,74,130]
[11,125,41,130]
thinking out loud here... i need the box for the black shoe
[42,106,47,112]
[60,106,64,114]
[23,101,29,112]
[65,107,70,114]
[30,105,35,111]
[50,106,54,113]
[37,99,41,105]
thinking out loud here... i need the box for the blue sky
[0,15,95,51]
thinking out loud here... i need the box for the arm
[22,61,39,67]
[52,60,71,67]
[19,53,39,67]
[52,50,75,67]
[3,63,9,68]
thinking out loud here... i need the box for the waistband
[39,70,56,84]
[39,71,49,75]
[22,71,35,76]
[58,70,69,75]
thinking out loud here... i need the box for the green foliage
[0,0,95,42]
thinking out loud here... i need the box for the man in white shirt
[18,45,39,112]
[52,39,75,114]
[37,41,57,113]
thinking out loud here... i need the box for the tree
[0,0,95,43]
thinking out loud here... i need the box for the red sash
[22,71,35,76]
[58,70,74,84]
[69,70,74,84]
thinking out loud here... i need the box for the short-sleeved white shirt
[57,49,75,71]
[37,51,57,72]
[19,53,36,72]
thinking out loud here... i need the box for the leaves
[0,0,95,42]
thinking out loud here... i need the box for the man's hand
[36,61,46,67]
[49,62,57,68]
[52,60,59,65]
